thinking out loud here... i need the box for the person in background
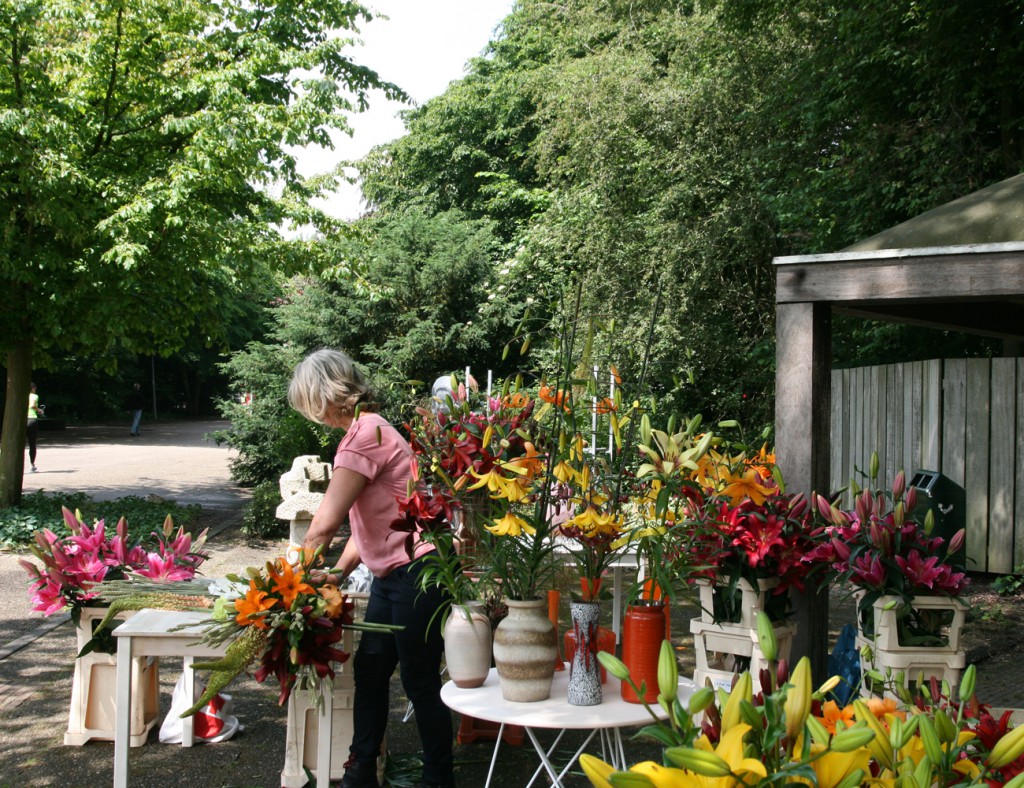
[127,383,145,437]
[26,382,43,472]
[288,348,454,788]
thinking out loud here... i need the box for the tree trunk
[0,342,33,508]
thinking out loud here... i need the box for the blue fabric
[828,623,861,705]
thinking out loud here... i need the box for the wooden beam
[776,252,1024,304]
[836,301,1024,341]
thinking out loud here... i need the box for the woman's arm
[303,466,367,579]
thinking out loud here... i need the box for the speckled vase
[492,598,558,702]
[567,601,602,706]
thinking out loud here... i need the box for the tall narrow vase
[492,598,558,702]
[621,602,665,704]
[567,601,602,706]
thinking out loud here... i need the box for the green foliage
[241,480,287,539]
[0,0,401,505]
[216,207,513,487]
[993,567,1024,597]
[0,491,201,548]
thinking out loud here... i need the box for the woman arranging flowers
[288,348,453,788]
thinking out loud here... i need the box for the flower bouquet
[19,506,209,653]
[93,549,397,715]
[582,616,1024,788]
[808,455,969,647]
[632,424,824,624]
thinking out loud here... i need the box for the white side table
[442,666,696,788]
[112,610,229,787]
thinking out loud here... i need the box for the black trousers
[350,557,452,785]
[26,418,38,465]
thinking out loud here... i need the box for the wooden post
[775,301,832,681]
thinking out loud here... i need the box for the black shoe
[337,760,379,788]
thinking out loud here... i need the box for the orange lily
[235,583,276,628]
[269,560,315,607]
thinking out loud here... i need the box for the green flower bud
[599,651,631,682]
[756,611,778,662]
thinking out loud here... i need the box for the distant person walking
[127,383,145,436]
[26,383,43,472]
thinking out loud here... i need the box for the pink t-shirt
[334,412,433,577]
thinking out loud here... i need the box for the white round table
[441,665,697,787]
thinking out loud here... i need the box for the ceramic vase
[444,601,492,689]
[566,601,602,706]
[492,598,558,702]
[620,602,665,703]
[565,623,615,683]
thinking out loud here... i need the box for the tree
[0,0,402,505]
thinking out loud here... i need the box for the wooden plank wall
[829,358,1022,574]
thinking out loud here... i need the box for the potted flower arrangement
[631,422,825,691]
[19,506,209,745]
[809,453,970,695]
[581,619,1024,788]
[397,352,661,704]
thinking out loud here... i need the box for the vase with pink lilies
[20,506,209,652]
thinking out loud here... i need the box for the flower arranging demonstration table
[112,609,231,788]
[441,665,697,787]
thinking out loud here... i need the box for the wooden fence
[830,358,1024,574]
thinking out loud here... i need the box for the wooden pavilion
[773,172,1024,675]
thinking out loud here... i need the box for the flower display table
[441,665,697,787]
[64,606,160,747]
[280,596,385,788]
[690,617,796,691]
[855,594,970,698]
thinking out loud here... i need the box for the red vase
[621,603,665,703]
[564,625,616,682]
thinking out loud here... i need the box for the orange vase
[620,603,665,703]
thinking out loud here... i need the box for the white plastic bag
[158,673,242,744]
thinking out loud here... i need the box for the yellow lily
[467,467,509,495]
[485,512,535,537]
[630,761,698,787]
[690,723,768,786]
[719,467,775,506]
[799,743,870,788]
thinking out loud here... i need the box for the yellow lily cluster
[581,612,1024,788]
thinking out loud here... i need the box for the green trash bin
[908,469,966,567]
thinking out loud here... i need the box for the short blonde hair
[288,348,376,424]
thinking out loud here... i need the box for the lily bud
[657,640,678,702]
[989,724,1024,769]
[924,509,935,535]
[687,686,715,715]
[664,747,733,777]
[893,501,905,527]
[814,494,832,521]
[721,671,752,732]
[853,699,895,770]
[831,726,878,753]
[947,528,965,556]
[904,485,917,512]
[598,651,630,682]
[869,451,879,480]
[789,493,808,519]
[756,612,778,662]
[783,657,812,741]
[959,666,978,703]
[856,491,872,524]
[892,470,906,500]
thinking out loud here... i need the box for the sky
[296,0,516,221]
